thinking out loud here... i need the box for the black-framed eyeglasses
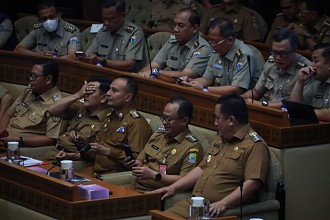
[208,38,227,46]
[29,74,48,81]
[270,49,293,58]
[159,115,184,123]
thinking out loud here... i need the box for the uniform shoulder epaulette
[52,95,61,102]
[185,134,198,143]
[170,34,177,43]
[295,61,308,69]
[235,49,243,58]
[276,12,284,17]
[64,25,79,33]
[267,54,275,63]
[181,0,191,5]
[156,126,166,133]
[33,23,42,29]
[125,25,136,33]
[194,40,200,49]
[78,98,84,103]
[100,26,107,32]
[130,110,141,119]
[249,131,262,143]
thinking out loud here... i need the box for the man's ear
[101,94,108,103]
[125,93,133,102]
[45,75,53,85]
[228,115,236,126]
[182,116,190,126]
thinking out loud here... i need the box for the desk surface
[0,159,161,219]
[149,210,238,220]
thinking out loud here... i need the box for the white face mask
[43,18,58,32]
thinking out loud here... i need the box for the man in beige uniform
[124,96,204,191]
[154,93,270,219]
[46,76,112,163]
[199,0,267,41]
[0,85,12,120]
[265,0,300,45]
[57,76,152,177]
[138,8,213,81]
[81,0,146,72]
[0,59,63,148]
[243,29,311,109]
[14,0,81,60]
[149,0,197,31]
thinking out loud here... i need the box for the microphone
[239,179,244,220]
[247,55,254,103]
[46,143,91,176]
[144,33,153,76]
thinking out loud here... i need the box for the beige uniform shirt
[200,3,267,41]
[166,125,270,219]
[255,53,311,102]
[153,33,213,77]
[150,0,196,31]
[298,15,330,50]
[133,128,204,191]
[56,101,113,152]
[19,19,81,56]
[202,39,262,89]
[86,20,146,72]
[7,86,63,139]
[0,85,8,98]
[302,77,330,109]
[91,106,152,175]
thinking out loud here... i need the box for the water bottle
[6,141,21,164]
[60,160,73,182]
[190,197,204,220]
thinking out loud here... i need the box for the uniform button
[220,153,223,156]
[213,166,216,168]
[32,112,36,115]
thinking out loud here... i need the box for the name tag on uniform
[170,56,178,60]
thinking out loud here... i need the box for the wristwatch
[304,32,313,39]
[155,173,162,181]
[262,100,269,106]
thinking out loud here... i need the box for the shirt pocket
[166,58,179,70]
[28,110,44,125]
[16,103,29,115]
[222,151,242,174]
[98,44,110,57]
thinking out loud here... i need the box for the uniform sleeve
[124,29,146,61]
[46,114,64,139]
[254,67,269,93]
[244,141,270,184]
[184,43,213,77]
[178,142,204,176]
[0,19,13,48]
[230,54,253,90]
[68,29,82,51]
[19,29,38,49]
[152,40,171,68]
[0,85,8,98]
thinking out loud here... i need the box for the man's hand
[123,156,138,169]
[89,142,110,156]
[152,186,176,200]
[55,150,69,160]
[208,200,228,218]
[298,66,315,82]
[79,54,99,64]
[288,23,308,36]
[183,80,203,90]
[131,166,156,180]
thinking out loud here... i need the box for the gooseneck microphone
[144,33,153,76]
[45,143,91,176]
[247,55,254,103]
[239,179,244,220]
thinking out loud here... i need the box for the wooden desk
[149,210,237,220]
[0,160,161,219]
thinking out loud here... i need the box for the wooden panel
[150,210,237,220]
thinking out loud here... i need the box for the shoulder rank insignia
[33,23,42,29]
[194,40,200,49]
[156,126,166,133]
[52,95,61,102]
[64,25,78,33]
[182,0,191,5]
[125,25,135,33]
[235,49,242,58]
[130,110,140,118]
[249,131,262,143]
[267,54,275,63]
[295,61,307,69]
[189,148,199,152]
[170,34,177,43]
[276,12,284,17]
[185,134,198,143]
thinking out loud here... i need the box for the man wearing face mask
[14,0,81,60]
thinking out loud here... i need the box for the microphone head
[52,161,60,166]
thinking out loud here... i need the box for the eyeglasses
[29,74,47,81]
[208,38,227,46]
[270,49,293,58]
[298,10,312,16]
[159,115,184,123]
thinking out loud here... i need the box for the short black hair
[273,28,298,51]
[313,43,330,62]
[167,96,194,122]
[177,8,200,26]
[88,76,111,94]
[303,0,324,16]
[120,76,138,99]
[37,0,58,12]
[33,59,59,86]
[209,17,236,38]
[102,0,125,13]
[216,93,249,125]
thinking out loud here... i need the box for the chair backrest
[14,15,38,42]
[125,0,152,28]
[146,31,172,63]
[258,149,283,202]
[81,26,97,52]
